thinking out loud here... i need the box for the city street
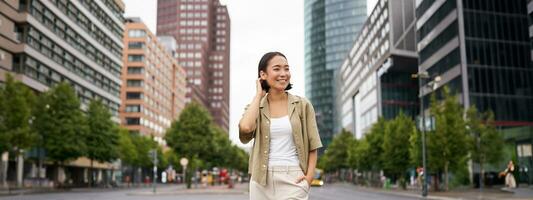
[0,183,421,200]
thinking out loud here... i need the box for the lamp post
[412,72,440,197]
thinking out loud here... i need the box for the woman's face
[260,55,291,92]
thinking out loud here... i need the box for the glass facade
[463,0,533,123]
[417,0,533,184]
[305,0,366,149]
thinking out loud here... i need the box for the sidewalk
[344,183,533,200]
[127,183,249,196]
[0,183,182,196]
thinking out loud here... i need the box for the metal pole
[419,76,428,197]
[152,150,157,194]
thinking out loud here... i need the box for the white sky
[123,0,378,148]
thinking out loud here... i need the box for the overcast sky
[123,0,378,148]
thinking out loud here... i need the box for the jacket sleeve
[239,104,257,144]
[304,99,323,150]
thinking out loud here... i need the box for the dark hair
[257,51,293,91]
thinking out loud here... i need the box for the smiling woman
[238,52,322,200]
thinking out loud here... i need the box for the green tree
[33,82,88,185]
[382,112,416,189]
[409,126,422,167]
[130,134,156,168]
[366,118,387,171]
[0,74,36,187]
[428,87,470,191]
[321,129,355,173]
[165,102,216,164]
[467,107,503,188]
[118,128,137,166]
[85,100,119,187]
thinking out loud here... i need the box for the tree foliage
[86,100,119,163]
[33,82,87,164]
[321,129,355,172]
[428,87,470,190]
[0,74,36,152]
[382,112,416,183]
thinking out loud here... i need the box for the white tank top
[268,116,299,166]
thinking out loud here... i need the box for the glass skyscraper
[305,0,367,148]
[416,0,533,184]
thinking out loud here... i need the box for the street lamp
[412,71,440,197]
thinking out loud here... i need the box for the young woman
[239,52,322,200]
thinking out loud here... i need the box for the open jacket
[239,92,323,186]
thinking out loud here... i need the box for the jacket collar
[259,92,300,120]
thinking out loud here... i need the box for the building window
[125,117,140,125]
[127,79,143,87]
[128,29,146,37]
[128,54,144,62]
[128,41,145,49]
[126,92,143,99]
[125,104,141,112]
[127,67,144,74]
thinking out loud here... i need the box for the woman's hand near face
[256,78,266,98]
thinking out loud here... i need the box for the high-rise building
[0,0,125,118]
[304,0,366,147]
[122,18,187,145]
[338,0,418,139]
[417,0,533,183]
[156,0,230,132]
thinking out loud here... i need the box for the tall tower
[157,0,230,132]
[304,0,367,148]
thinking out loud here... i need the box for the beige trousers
[250,166,310,200]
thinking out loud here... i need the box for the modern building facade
[122,18,187,145]
[0,0,125,118]
[416,0,533,183]
[156,0,230,132]
[305,0,367,147]
[338,0,418,139]
[0,0,125,186]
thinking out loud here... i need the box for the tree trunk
[445,162,449,191]
[433,172,440,191]
[89,159,93,188]
[16,150,24,188]
[480,161,484,189]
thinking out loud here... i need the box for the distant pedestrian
[239,52,323,200]
[503,160,516,188]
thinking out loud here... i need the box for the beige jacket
[239,92,323,186]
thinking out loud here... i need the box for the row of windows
[102,0,125,22]
[464,12,529,42]
[468,67,533,96]
[125,104,141,112]
[45,0,122,58]
[466,40,530,69]
[13,54,119,115]
[128,54,144,62]
[127,67,144,74]
[24,26,120,97]
[417,0,456,42]
[416,0,436,18]
[28,1,122,77]
[426,48,460,85]
[126,92,143,99]
[128,29,146,38]
[463,0,527,14]
[179,12,208,18]
[419,21,458,64]
[128,41,145,49]
[470,95,533,122]
[77,0,123,41]
[180,4,208,10]
[127,79,143,87]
